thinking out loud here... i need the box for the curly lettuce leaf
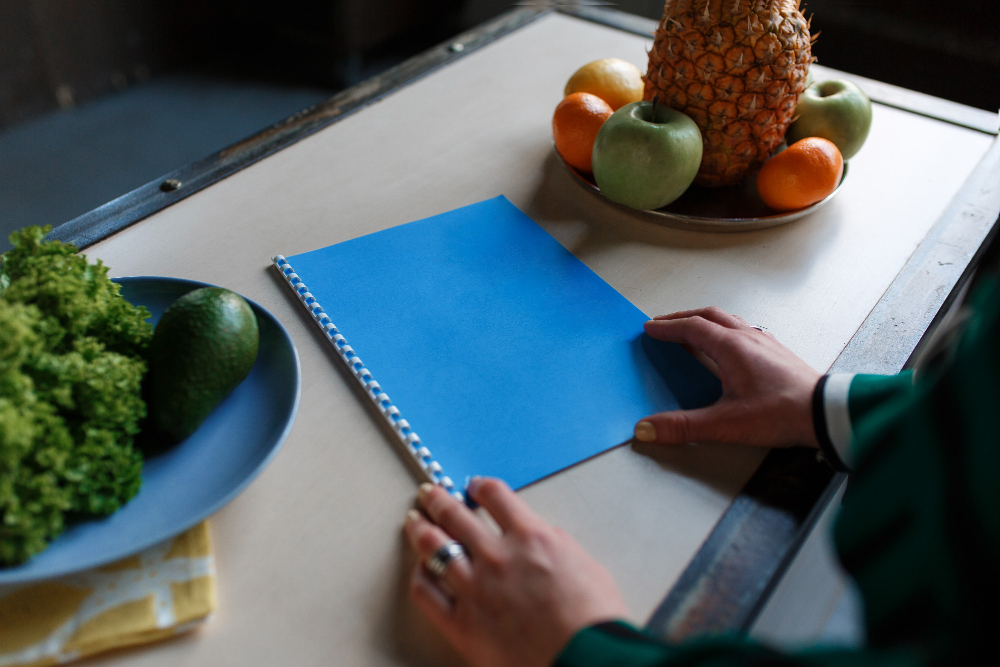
[0,227,151,566]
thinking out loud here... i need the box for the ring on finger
[751,325,767,333]
[426,540,466,578]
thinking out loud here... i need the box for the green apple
[592,101,702,210]
[787,79,872,160]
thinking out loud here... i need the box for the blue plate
[0,277,301,583]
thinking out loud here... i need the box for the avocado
[147,287,259,442]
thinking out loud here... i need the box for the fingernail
[463,477,483,509]
[635,421,657,442]
[418,483,434,501]
[405,509,421,525]
[466,476,482,494]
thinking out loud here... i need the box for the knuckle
[479,548,509,574]
[415,528,440,554]
[518,524,554,549]
[425,489,451,516]
[689,315,712,331]
[661,412,693,443]
[550,526,571,542]
[437,503,463,527]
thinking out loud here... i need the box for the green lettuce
[0,227,152,566]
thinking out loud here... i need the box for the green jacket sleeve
[557,272,1000,667]
[845,371,914,465]
[813,371,915,471]
[555,621,920,667]
[848,372,914,422]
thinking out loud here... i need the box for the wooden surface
[72,12,996,666]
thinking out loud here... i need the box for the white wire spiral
[273,255,462,500]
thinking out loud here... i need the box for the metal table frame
[48,5,1000,642]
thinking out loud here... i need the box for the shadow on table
[524,150,842,290]
[631,439,771,501]
[387,531,467,667]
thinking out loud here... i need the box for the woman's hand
[635,307,820,448]
[404,478,630,667]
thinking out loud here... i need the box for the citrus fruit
[564,58,644,111]
[756,137,844,211]
[552,92,614,173]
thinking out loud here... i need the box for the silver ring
[751,325,767,333]
[426,540,466,578]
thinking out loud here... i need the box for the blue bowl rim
[0,276,301,583]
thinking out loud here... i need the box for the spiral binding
[272,255,463,501]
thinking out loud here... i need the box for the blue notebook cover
[275,196,720,498]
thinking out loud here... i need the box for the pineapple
[644,0,814,187]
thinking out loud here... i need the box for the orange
[552,92,614,173]
[564,58,644,111]
[756,137,844,211]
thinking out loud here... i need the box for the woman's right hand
[405,479,630,667]
[635,307,821,449]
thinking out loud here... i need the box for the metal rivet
[448,42,464,53]
[160,179,181,192]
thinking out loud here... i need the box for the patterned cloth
[0,521,215,666]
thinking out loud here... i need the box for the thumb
[634,406,722,445]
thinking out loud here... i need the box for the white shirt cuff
[823,373,856,469]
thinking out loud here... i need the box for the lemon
[564,58,644,111]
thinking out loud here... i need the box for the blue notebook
[274,196,720,499]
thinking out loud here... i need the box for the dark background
[3,0,996,130]
[0,0,997,248]
[0,0,467,131]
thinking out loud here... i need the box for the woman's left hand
[404,478,630,667]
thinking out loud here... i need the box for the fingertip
[645,317,680,333]
[418,482,458,515]
[417,482,434,503]
[637,408,715,446]
[463,477,482,509]
[467,476,509,502]
[466,477,531,532]
[644,319,667,335]
[403,509,425,544]
[634,420,656,442]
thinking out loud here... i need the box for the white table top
[77,12,995,666]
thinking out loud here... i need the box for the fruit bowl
[555,147,848,232]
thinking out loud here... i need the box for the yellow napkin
[0,521,216,666]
